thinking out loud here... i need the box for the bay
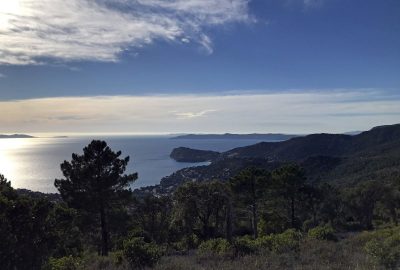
[0,136,265,193]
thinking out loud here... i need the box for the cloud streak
[0,0,251,65]
[0,89,399,134]
[174,110,217,119]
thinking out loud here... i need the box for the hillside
[153,124,400,193]
[223,124,400,161]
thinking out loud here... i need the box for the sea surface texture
[0,136,265,193]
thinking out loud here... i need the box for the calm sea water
[0,136,264,193]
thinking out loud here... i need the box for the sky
[0,0,399,134]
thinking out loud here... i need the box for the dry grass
[151,238,378,270]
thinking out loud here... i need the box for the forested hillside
[158,124,400,191]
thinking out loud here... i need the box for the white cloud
[0,90,399,134]
[0,0,251,65]
[174,109,217,119]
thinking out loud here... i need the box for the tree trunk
[226,199,233,243]
[251,176,258,239]
[252,202,258,238]
[100,206,109,256]
[390,207,398,226]
[291,197,295,229]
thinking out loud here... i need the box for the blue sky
[0,0,399,133]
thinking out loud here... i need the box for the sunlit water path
[0,136,263,193]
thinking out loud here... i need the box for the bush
[232,229,302,255]
[365,233,400,269]
[46,256,79,270]
[173,234,200,252]
[308,225,337,241]
[198,238,233,257]
[269,229,302,254]
[123,237,162,268]
[233,235,258,255]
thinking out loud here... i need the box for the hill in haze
[171,133,299,140]
[0,134,35,139]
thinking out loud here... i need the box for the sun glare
[0,0,22,28]
[0,138,30,184]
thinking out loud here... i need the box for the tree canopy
[54,140,137,256]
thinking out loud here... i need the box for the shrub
[308,225,337,241]
[270,229,302,253]
[46,256,79,270]
[198,238,233,257]
[173,234,200,252]
[365,233,400,269]
[123,237,162,268]
[254,235,273,250]
[111,250,125,266]
[233,235,258,255]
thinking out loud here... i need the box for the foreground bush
[173,234,200,252]
[271,229,302,253]
[46,256,79,270]
[364,230,400,269]
[230,229,303,256]
[233,235,258,255]
[123,237,162,268]
[198,238,233,257]
[308,225,337,241]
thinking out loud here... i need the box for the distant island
[171,133,300,140]
[0,134,35,139]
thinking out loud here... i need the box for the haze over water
[0,136,264,193]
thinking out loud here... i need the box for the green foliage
[254,229,303,254]
[231,167,271,238]
[233,235,258,255]
[133,195,172,244]
[123,237,162,268]
[364,227,400,269]
[198,238,233,257]
[175,233,200,251]
[308,225,337,241]
[267,229,302,253]
[54,140,138,256]
[173,181,232,240]
[46,256,80,270]
[49,203,83,257]
[0,178,56,270]
[271,164,308,229]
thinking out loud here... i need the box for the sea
[0,136,265,193]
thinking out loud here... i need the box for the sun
[0,0,22,28]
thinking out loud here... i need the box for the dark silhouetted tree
[272,164,307,229]
[230,167,271,238]
[344,181,385,229]
[54,140,137,256]
[173,181,232,241]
